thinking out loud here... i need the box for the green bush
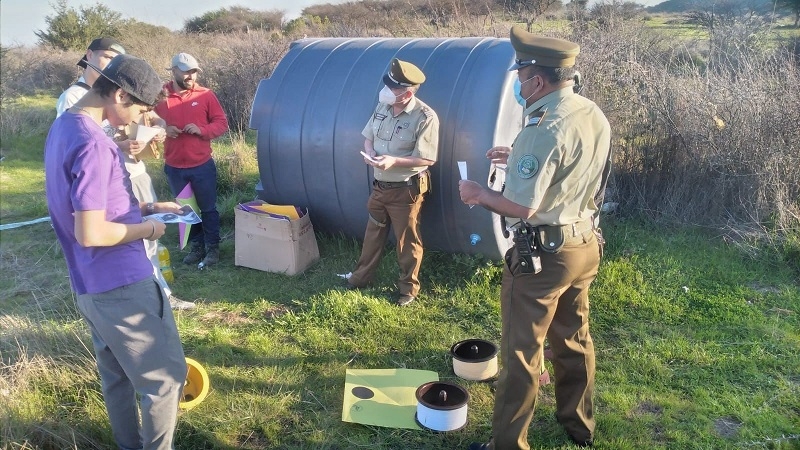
[34,0,125,51]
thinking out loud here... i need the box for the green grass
[1,98,799,449]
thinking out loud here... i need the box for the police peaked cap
[509,26,580,69]
[383,58,426,88]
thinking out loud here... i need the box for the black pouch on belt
[514,225,542,274]
[536,225,565,254]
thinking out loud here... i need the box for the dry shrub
[575,16,800,233]
[113,30,286,133]
[199,32,288,132]
[0,45,81,99]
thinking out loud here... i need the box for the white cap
[171,53,201,72]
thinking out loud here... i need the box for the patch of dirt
[200,310,254,326]
[237,429,271,449]
[263,305,290,320]
[635,400,663,416]
[714,416,742,439]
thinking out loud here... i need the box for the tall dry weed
[574,16,800,233]
[0,45,80,100]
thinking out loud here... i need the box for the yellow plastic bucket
[179,357,209,410]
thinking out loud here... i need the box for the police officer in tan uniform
[345,58,440,306]
[460,27,611,449]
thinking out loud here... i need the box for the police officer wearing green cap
[460,26,611,449]
[344,58,440,307]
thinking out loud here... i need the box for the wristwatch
[146,203,155,214]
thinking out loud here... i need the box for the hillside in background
[647,0,777,14]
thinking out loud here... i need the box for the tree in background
[35,0,124,50]
[589,0,644,30]
[498,0,563,31]
[185,6,284,34]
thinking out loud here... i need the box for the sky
[0,0,350,46]
[0,0,663,47]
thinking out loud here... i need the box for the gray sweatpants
[77,278,186,450]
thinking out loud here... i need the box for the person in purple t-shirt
[44,54,187,450]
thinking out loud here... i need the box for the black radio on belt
[513,224,542,274]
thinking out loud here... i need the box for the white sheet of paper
[135,125,161,144]
[360,151,380,164]
[458,161,468,180]
[457,161,475,208]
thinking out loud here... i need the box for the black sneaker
[183,243,205,265]
[201,246,219,267]
[468,443,490,450]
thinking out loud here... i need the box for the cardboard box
[234,206,320,275]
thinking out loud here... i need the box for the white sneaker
[169,296,196,310]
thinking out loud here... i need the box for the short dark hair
[524,65,576,84]
[93,76,165,106]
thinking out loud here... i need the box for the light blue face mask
[513,78,525,106]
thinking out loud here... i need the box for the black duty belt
[374,179,413,189]
[374,171,425,190]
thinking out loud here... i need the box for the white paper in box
[234,206,320,275]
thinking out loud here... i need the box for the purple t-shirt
[44,113,153,295]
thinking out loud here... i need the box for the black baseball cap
[77,37,126,68]
[88,54,163,106]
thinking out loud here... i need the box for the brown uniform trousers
[491,227,599,449]
[348,183,425,297]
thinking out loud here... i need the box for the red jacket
[155,82,229,168]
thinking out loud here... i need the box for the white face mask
[379,86,402,105]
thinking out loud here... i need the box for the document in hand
[143,205,202,225]
[129,122,161,159]
[360,151,380,164]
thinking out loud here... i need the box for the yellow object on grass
[180,357,210,410]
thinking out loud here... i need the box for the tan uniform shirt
[362,96,439,182]
[504,86,611,227]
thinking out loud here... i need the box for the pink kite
[175,183,200,250]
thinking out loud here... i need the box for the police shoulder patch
[422,106,434,119]
[517,154,539,179]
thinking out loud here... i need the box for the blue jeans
[164,159,220,247]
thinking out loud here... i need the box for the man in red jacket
[155,53,229,267]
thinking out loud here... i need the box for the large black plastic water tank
[249,37,524,259]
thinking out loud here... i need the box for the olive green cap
[383,58,426,88]
[508,26,580,69]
